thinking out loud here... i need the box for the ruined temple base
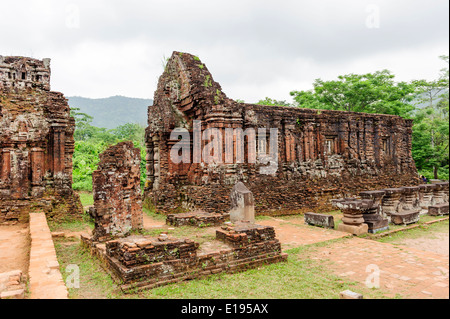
[80,223,288,292]
[338,223,368,236]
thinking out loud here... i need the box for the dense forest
[71,55,449,191]
[70,108,147,191]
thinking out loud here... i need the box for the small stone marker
[340,290,363,299]
[230,182,255,223]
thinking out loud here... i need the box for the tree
[256,97,291,107]
[411,55,449,180]
[70,108,147,191]
[290,70,417,117]
[110,123,145,147]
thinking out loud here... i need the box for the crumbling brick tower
[91,141,143,241]
[144,51,419,215]
[0,56,82,223]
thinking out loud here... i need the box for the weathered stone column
[418,184,437,213]
[380,188,404,222]
[387,187,421,225]
[230,182,255,223]
[332,199,369,235]
[399,186,421,213]
[359,190,389,233]
[437,182,449,203]
[433,183,446,205]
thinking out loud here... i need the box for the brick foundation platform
[81,222,287,292]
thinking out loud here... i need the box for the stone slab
[304,212,335,229]
[428,204,449,216]
[390,211,420,225]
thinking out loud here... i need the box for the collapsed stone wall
[91,141,143,241]
[0,56,82,223]
[144,51,419,215]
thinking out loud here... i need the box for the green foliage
[203,75,212,88]
[289,58,449,180]
[290,70,417,117]
[411,55,449,180]
[71,108,147,191]
[256,97,291,107]
[214,89,222,105]
[72,140,107,191]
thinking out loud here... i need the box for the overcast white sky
[1,0,448,103]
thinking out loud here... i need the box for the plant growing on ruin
[203,75,212,88]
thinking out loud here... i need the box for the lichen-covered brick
[144,51,419,216]
[0,56,82,223]
[91,141,143,241]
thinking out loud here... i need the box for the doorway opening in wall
[325,136,337,155]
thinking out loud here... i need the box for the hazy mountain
[67,95,153,129]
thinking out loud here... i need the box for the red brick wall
[144,52,419,215]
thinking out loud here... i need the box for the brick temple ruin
[90,141,144,241]
[83,141,287,292]
[0,56,82,223]
[144,51,420,216]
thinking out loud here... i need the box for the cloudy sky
[1,0,448,103]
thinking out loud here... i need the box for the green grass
[54,236,391,299]
[143,207,166,222]
[255,215,273,221]
[77,191,94,207]
[376,219,449,243]
[48,217,94,233]
[54,239,119,299]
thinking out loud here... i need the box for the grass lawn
[77,191,94,207]
[376,219,449,243]
[54,234,391,299]
[59,193,447,299]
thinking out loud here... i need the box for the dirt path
[0,224,30,274]
[257,217,349,249]
[310,237,449,299]
[387,232,449,256]
[143,214,166,229]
